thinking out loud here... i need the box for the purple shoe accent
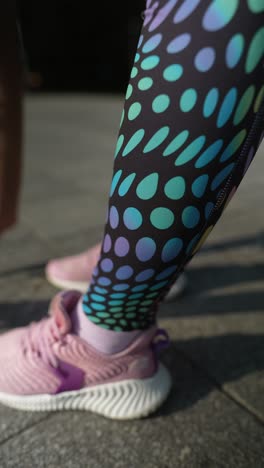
[55,361,84,394]
[152,328,170,356]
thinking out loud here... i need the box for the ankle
[71,298,145,354]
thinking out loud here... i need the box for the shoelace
[21,317,63,368]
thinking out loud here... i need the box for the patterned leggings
[83,0,264,331]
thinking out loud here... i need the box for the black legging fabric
[83,0,264,331]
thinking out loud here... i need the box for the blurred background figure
[0,2,23,235]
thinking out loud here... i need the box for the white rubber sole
[46,274,187,301]
[0,363,171,420]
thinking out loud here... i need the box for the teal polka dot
[135,53,140,63]
[175,135,206,166]
[220,130,247,162]
[152,94,170,113]
[126,84,133,100]
[90,293,106,303]
[110,293,127,299]
[120,319,128,327]
[136,173,159,200]
[138,77,153,91]
[90,303,106,311]
[95,287,108,294]
[150,281,168,291]
[97,312,110,318]
[211,163,235,190]
[180,88,197,112]
[163,64,183,82]
[109,307,123,313]
[186,233,200,254]
[127,300,140,306]
[245,27,264,73]
[123,207,143,230]
[192,174,209,198]
[195,139,223,168]
[113,284,129,291]
[156,265,177,280]
[247,0,264,12]
[141,55,160,70]
[203,0,239,31]
[131,321,141,329]
[122,129,145,157]
[131,67,138,78]
[146,292,159,298]
[118,173,136,196]
[114,135,124,158]
[83,304,92,314]
[217,88,237,128]
[132,284,148,292]
[119,110,124,128]
[128,102,142,120]
[128,293,144,299]
[108,300,124,306]
[110,169,122,196]
[143,126,170,153]
[203,88,219,117]
[164,176,186,200]
[162,238,183,262]
[226,34,245,68]
[89,316,101,324]
[140,300,153,306]
[205,202,214,219]
[163,130,189,157]
[142,33,162,53]
[150,207,174,229]
[233,86,255,125]
[182,206,200,228]
[105,318,116,325]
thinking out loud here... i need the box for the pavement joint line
[0,264,46,278]
[175,346,264,427]
[222,385,264,425]
[0,413,52,447]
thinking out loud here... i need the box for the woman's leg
[0,0,263,418]
[81,0,264,337]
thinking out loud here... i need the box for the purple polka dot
[136,237,156,262]
[98,277,112,286]
[92,266,99,276]
[100,258,113,272]
[114,237,130,257]
[135,269,155,282]
[116,265,134,280]
[194,47,215,72]
[103,234,112,253]
[109,206,119,229]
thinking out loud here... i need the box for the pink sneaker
[0,291,171,419]
[46,243,187,300]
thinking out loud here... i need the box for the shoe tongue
[49,291,82,334]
